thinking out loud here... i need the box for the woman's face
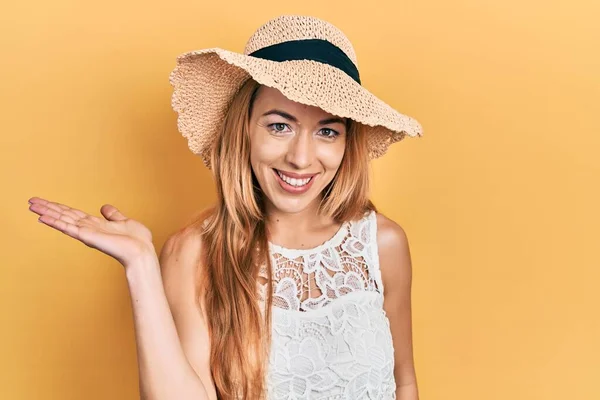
[248,86,347,215]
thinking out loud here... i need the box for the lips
[272,169,318,194]
[273,169,318,180]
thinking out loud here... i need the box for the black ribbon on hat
[248,39,361,84]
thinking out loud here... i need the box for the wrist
[124,251,160,280]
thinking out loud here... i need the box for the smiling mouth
[273,169,316,188]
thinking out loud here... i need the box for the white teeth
[276,170,312,187]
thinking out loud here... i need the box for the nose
[285,131,315,170]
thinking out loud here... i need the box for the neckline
[267,219,350,255]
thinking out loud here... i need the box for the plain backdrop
[1,0,599,399]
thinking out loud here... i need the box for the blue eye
[319,128,340,138]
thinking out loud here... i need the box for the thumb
[100,204,128,222]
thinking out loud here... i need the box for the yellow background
[2,0,599,399]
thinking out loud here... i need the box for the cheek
[250,134,286,171]
[317,141,346,171]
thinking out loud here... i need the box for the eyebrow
[261,109,346,126]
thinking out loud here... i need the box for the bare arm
[126,253,212,400]
[158,228,217,400]
[377,213,419,400]
[26,197,212,400]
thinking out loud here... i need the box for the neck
[264,197,337,243]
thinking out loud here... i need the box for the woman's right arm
[127,227,217,400]
[27,197,217,399]
[157,228,218,400]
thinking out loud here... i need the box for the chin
[267,194,318,215]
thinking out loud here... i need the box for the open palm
[28,197,155,268]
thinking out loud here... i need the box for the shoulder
[160,208,213,273]
[159,218,207,305]
[374,212,412,292]
[160,223,204,266]
[374,212,409,250]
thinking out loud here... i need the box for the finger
[36,211,110,248]
[51,202,88,219]
[29,203,77,225]
[100,204,128,222]
[38,214,81,240]
[29,197,88,219]
[28,196,47,205]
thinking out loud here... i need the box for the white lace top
[257,210,397,399]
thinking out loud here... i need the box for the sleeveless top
[257,210,397,399]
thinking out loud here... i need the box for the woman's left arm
[376,214,419,400]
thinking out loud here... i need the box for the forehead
[251,85,340,121]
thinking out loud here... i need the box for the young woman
[28,15,423,400]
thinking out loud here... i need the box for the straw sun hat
[169,15,423,168]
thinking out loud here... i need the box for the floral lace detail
[258,211,397,399]
[257,211,385,311]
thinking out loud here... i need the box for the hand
[28,196,156,268]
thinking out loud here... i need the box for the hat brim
[169,48,423,168]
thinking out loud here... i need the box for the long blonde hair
[196,78,375,399]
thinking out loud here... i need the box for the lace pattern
[258,211,385,311]
[258,211,397,399]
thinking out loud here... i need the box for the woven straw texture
[169,15,423,168]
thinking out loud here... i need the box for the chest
[258,211,396,398]
[265,291,397,399]
[258,212,382,312]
